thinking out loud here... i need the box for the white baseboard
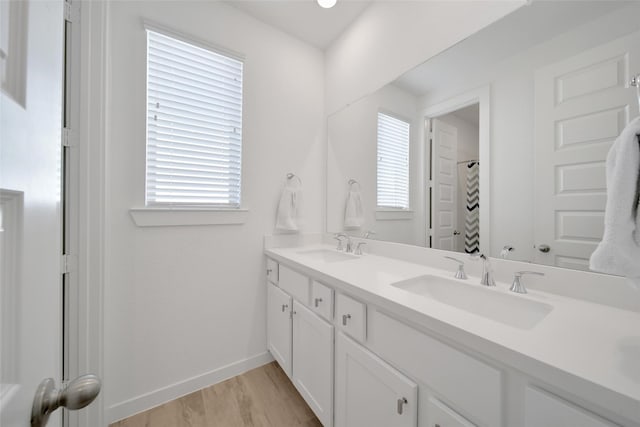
[107,351,274,424]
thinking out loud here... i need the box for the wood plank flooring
[110,362,322,427]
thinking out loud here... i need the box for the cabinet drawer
[427,397,476,427]
[369,309,501,427]
[311,281,334,321]
[266,258,279,285]
[279,265,310,304]
[525,387,617,427]
[336,293,366,342]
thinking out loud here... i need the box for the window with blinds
[146,29,243,207]
[377,112,410,209]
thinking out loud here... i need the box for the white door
[335,332,417,427]
[0,0,63,425]
[431,118,458,250]
[267,283,293,377]
[292,301,334,427]
[534,31,640,270]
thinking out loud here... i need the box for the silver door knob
[31,374,101,427]
[537,244,551,253]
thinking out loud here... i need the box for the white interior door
[534,31,640,270]
[431,118,458,250]
[0,0,64,426]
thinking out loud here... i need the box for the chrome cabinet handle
[281,304,289,312]
[397,397,408,415]
[31,375,101,427]
[267,268,272,274]
[342,314,351,326]
[537,244,551,253]
[314,298,323,307]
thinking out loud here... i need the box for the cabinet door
[292,301,334,427]
[525,387,618,427]
[335,332,417,427]
[267,283,292,377]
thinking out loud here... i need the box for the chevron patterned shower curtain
[464,162,480,253]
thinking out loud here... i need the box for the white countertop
[265,244,640,423]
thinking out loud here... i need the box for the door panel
[0,1,65,426]
[335,332,417,427]
[431,119,458,250]
[292,301,333,427]
[534,30,640,269]
[267,283,292,377]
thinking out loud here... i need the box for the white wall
[324,1,524,115]
[419,4,640,262]
[327,84,423,245]
[104,1,324,422]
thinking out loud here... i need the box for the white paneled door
[534,30,640,270]
[431,118,458,250]
[0,1,64,426]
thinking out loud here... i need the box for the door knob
[453,230,461,236]
[537,244,551,253]
[31,374,101,427]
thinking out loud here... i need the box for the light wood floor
[110,362,322,427]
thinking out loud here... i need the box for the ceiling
[225,0,372,50]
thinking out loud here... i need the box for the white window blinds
[146,30,243,207]
[377,112,410,209]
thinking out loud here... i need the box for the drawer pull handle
[267,268,272,274]
[281,304,288,312]
[397,397,407,415]
[314,298,323,307]
[342,314,351,326]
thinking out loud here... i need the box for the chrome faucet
[354,242,366,255]
[336,233,354,253]
[444,256,467,279]
[510,271,544,294]
[479,254,496,287]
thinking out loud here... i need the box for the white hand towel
[275,184,299,232]
[590,116,640,277]
[344,189,363,229]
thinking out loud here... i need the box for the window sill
[375,209,414,221]
[129,207,249,227]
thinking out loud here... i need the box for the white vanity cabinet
[524,386,619,427]
[292,301,334,427]
[267,282,292,377]
[335,332,418,427]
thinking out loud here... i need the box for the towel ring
[348,179,361,191]
[287,173,302,186]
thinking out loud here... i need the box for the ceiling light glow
[317,0,337,9]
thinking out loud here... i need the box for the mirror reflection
[327,0,640,272]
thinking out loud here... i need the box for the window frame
[143,22,245,210]
[376,110,412,211]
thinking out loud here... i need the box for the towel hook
[348,179,361,191]
[286,173,302,186]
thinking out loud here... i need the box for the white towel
[275,183,300,232]
[589,116,640,277]
[344,189,363,229]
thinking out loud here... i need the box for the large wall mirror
[327,0,640,272]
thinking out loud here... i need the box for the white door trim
[74,1,109,426]
[419,86,491,256]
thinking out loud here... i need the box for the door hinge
[428,180,434,188]
[62,127,75,147]
[427,228,433,236]
[64,1,80,23]
[61,254,78,274]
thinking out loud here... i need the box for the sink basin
[297,249,358,263]
[391,275,552,329]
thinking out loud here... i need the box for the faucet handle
[444,256,467,280]
[363,230,376,239]
[334,233,345,251]
[354,242,366,255]
[510,271,544,294]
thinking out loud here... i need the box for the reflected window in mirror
[377,112,410,210]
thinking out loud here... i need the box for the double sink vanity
[264,235,640,427]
